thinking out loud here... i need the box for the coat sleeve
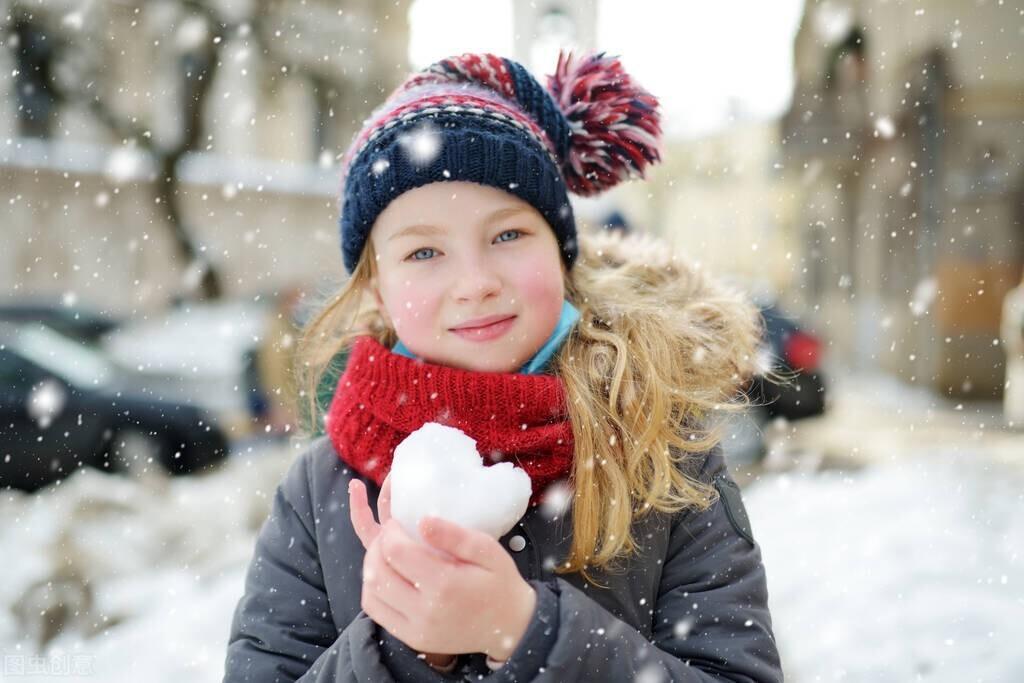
[222,452,459,682]
[484,445,784,682]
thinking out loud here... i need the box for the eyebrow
[387,206,530,242]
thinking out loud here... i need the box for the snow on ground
[747,448,1024,682]
[0,442,297,681]
[767,372,1023,468]
[2,429,1022,681]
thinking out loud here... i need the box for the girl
[224,51,783,682]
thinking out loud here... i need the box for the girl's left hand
[350,484,536,659]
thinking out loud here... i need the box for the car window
[8,326,114,388]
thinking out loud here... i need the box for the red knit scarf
[326,335,575,506]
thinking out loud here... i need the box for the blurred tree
[10,11,59,138]
[2,0,410,301]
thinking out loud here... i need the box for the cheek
[380,278,444,333]
[511,260,564,324]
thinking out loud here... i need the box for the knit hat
[337,51,664,274]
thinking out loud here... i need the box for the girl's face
[368,181,565,373]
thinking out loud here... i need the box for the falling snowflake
[62,10,85,31]
[397,123,442,168]
[176,15,209,51]
[874,116,896,139]
[673,616,695,640]
[540,480,572,520]
[104,147,146,184]
[635,662,667,683]
[909,278,938,317]
[28,379,67,429]
[813,2,854,42]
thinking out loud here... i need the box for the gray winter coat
[222,435,783,682]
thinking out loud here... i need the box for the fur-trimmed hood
[569,230,764,407]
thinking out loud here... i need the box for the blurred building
[512,0,597,73]
[638,121,798,299]
[781,0,1024,398]
[0,0,411,312]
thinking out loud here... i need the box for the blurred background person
[1002,271,1024,428]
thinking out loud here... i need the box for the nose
[450,257,502,304]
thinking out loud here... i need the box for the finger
[364,530,422,606]
[348,479,380,549]
[419,516,495,568]
[361,584,410,636]
[378,519,457,588]
[378,473,392,526]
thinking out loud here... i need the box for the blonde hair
[299,230,764,586]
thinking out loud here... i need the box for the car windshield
[12,325,115,388]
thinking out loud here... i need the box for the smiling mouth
[449,315,516,331]
[448,315,517,341]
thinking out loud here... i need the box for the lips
[449,315,517,343]
[449,314,516,331]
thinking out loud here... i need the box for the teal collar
[392,299,580,375]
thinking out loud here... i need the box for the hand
[348,474,393,546]
[349,476,456,668]
[349,480,536,660]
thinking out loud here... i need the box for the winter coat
[223,233,784,681]
[222,436,781,682]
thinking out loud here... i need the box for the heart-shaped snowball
[389,422,532,544]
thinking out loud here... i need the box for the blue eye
[406,230,521,262]
[408,247,437,261]
[496,229,522,243]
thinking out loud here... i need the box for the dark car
[0,323,229,491]
[721,303,828,465]
[750,303,827,421]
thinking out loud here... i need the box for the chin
[428,334,544,373]
[461,357,520,374]
[452,348,525,374]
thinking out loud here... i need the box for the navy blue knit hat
[337,51,663,274]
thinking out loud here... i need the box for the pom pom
[546,51,663,196]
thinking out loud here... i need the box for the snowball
[389,422,531,544]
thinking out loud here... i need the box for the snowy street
[2,1,1022,679]
[2,375,1021,681]
[742,375,1024,682]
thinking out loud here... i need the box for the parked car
[0,322,229,491]
[722,303,828,465]
[0,300,120,345]
[749,303,827,421]
[100,299,271,434]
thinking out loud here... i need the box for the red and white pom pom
[546,51,663,196]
